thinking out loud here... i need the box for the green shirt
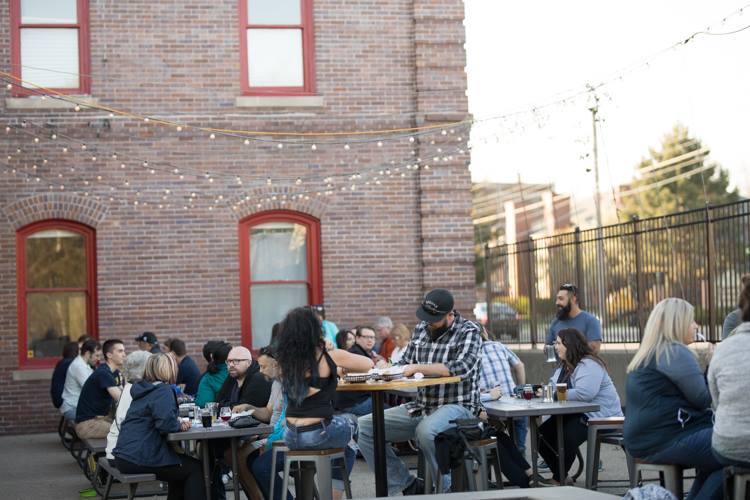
[194,363,228,408]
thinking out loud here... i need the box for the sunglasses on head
[559,283,578,294]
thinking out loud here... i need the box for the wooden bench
[97,457,156,500]
[81,438,108,482]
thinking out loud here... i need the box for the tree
[619,124,740,219]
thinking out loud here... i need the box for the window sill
[12,368,53,381]
[235,95,325,108]
[5,96,100,110]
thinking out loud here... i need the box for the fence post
[705,206,716,340]
[632,216,646,341]
[527,236,537,346]
[574,227,584,297]
[483,243,491,314]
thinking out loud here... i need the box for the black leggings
[495,431,531,488]
[115,455,206,500]
[537,414,588,482]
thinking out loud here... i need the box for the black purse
[229,415,261,428]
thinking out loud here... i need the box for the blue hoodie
[113,380,181,467]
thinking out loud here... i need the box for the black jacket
[216,360,272,408]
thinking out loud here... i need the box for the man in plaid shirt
[358,288,482,495]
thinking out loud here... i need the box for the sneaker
[78,488,97,497]
[598,459,604,472]
[537,459,550,472]
[402,477,424,496]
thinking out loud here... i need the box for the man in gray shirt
[546,283,602,352]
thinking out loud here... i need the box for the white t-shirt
[106,383,133,459]
[60,356,93,416]
[390,346,406,364]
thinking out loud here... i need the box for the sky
[464,0,750,223]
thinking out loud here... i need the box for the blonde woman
[113,353,205,500]
[389,323,411,364]
[623,298,722,500]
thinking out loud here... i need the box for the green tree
[620,124,740,219]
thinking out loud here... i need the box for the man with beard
[358,288,482,495]
[545,283,602,353]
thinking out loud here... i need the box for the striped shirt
[398,311,482,415]
[479,341,521,396]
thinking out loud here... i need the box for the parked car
[488,302,521,339]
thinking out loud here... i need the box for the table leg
[529,417,539,487]
[556,415,565,485]
[230,437,240,500]
[201,440,211,500]
[372,391,388,497]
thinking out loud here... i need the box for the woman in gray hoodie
[709,280,750,468]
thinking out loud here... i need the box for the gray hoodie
[708,321,750,462]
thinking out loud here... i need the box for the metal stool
[633,461,684,498]
[280,448,352,500]
[269,441,290,500]
[723,466,750,500]
[585,416,632,490]
[424,437,500,493]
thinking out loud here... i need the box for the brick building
[0,0,474,433]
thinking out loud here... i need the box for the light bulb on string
[209,133,216,140]
[277,143,283,149]
[244,139,250,145]
[311,144,317,151]
[344,144,350,150]
[33,137,39,143]
[176,126,183,132]
[74,105,81,111]
[377,141,383,147]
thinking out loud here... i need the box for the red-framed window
[239,211,322,349]
[16,220,98,368]
[239,0,316,95]
[9,0,91,96]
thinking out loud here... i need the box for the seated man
[479,326,529,453]
[335,325,384,416]
[75,339,126,439]
[216,346,272,410]
[60,339,101,421]
[359,288,482,495]
[51,341,80,410]
[170,338,201,396]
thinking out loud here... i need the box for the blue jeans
[343,397,374,417]
[513,417,528,453]
[284,414,357,491]
[712,448,750,469]
[358,403,475,496]
[62,406,76,421]
[644,427,723,500]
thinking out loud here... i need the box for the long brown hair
[557,328,607,379]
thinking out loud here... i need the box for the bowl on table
[344,373,371,383]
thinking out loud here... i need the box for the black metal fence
[483,199,750,344]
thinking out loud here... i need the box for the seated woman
[194,341,231,408]
[105,350,152,461]
[113,353,205,500]
[624,298,722,500]
[539,328,622,486]
[335,329,355,350]
[709,281,750,469]
[271,307,375,500]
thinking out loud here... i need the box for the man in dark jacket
[216,346,272,410]
[51,342,79,409]
[335,326,383,416]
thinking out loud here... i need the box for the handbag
[229,415,261,428]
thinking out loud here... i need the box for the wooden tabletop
[336,375,461,392]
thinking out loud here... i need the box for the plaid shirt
[479,341,521,396]
[398,311,482,414]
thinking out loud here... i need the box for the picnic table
[167,422,272,500]
[483,398,599,486]
[337,376,460,497]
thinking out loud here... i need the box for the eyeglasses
[358,335,376,340]
[227,358,250,365]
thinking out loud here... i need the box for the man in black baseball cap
[358,288,483,495]
[134,331,162,354]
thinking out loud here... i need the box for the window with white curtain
[11,0,89,92]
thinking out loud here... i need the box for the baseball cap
[135,331,158,344]
[416,288,454,323]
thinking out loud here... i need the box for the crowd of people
[48,275,750,500]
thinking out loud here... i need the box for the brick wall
[0,0,474,434]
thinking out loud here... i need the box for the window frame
[9,0,92,97]
[238,210,322,350]
[238,0,316,96]
[16,219,98,369]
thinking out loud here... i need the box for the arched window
[239,211,322,349]
[16,220,97,367]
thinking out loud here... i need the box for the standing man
[75,339,126,439]
[216,346,272,410]
[135,331,162,354]
[358,288,482,495]
[60,339,101,421]
[546,283,602,353]
[479,327,529,453]
[373,316,395,360]
[169,338,201,396]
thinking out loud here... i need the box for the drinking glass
[206,402,219,423]
[523,384,534,406]
[219,406,232,423]
[556,383,568,403]
[544,345,557,363]
[201,408,212,428]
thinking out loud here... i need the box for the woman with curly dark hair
[274,307,373,500]
[537,328,622,485]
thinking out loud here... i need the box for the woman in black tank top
[275,307,374,499]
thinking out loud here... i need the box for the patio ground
[0,431,667,499]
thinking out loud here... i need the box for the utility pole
[588,87,607,327]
